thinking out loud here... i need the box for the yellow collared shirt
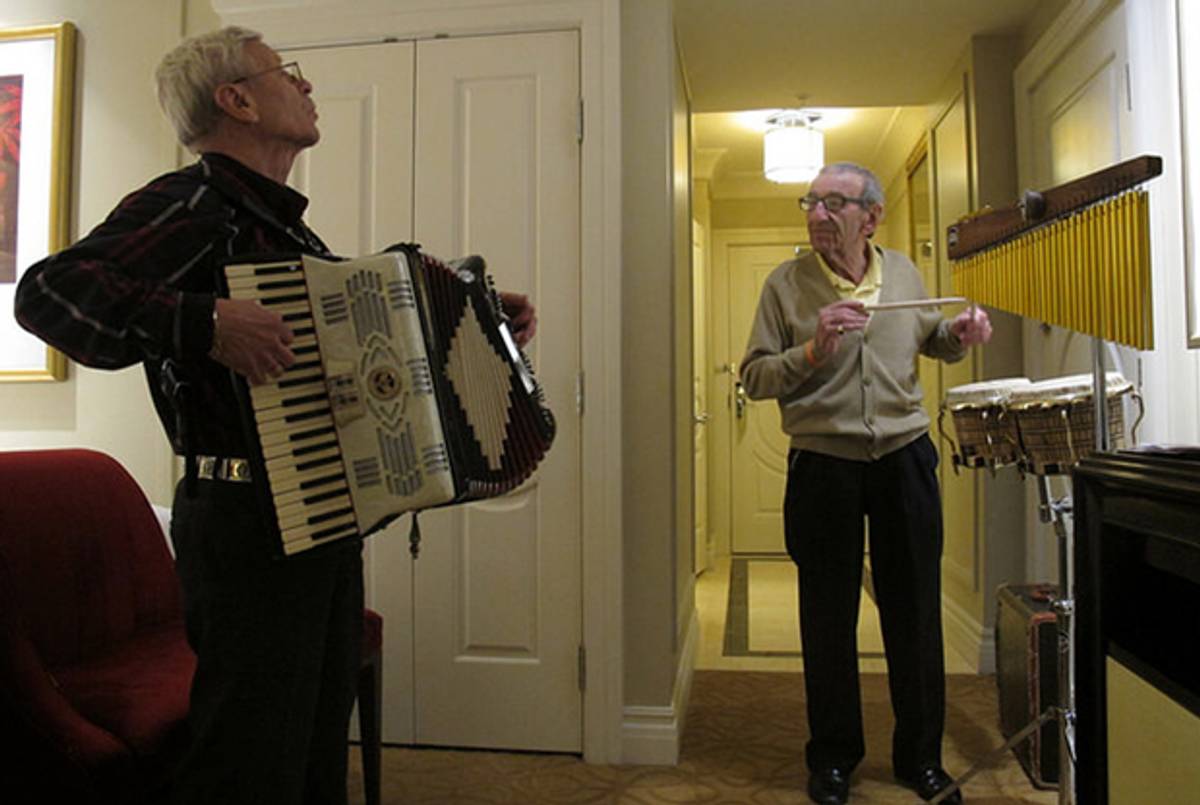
[816,244,884,306]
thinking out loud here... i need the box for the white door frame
[212,0,625,763]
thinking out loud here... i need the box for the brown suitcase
[995,583,1059,788]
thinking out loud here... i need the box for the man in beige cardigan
[740,162,991,805]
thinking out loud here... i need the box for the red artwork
[0,75,22,283]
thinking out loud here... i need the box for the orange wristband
[804,339,825,368]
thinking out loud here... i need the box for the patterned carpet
[347,671,1058,804]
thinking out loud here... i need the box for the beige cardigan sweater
[739,248,966,461]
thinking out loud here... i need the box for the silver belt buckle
[223,458,252,482]
[196,455,252,483]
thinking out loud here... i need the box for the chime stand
[930,339,1111,805]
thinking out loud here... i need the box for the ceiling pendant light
[763,110,824,184]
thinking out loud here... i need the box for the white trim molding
[621,607,699,765]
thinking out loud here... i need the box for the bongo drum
[1008,372,1142,475]
[938,378,1031,470]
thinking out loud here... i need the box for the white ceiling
[675,0,1048,198]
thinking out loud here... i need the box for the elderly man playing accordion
[16,26,534,805]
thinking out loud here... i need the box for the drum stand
[930,346,1111,805]
[929,475,1075,805]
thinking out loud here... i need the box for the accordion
[219,246,556,557]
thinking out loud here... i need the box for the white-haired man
[16,26,534,805]
[740,162,991,805]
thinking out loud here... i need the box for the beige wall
[925,38,1027,670]
[620,0,685,707]
[711,197,801,230]
[876,167,912,255]
[693,178,711,231]
[671,34,694,652]
[1019,0,1073,56]
[185,0,222,36]
[0,0,187,505]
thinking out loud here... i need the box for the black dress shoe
[897,766,963,803]
[807,766,850,805]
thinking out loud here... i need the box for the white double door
[288,31,582,752]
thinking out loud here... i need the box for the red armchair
[0,449,192,802]
[0,448,383,804]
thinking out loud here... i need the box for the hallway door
[729,241,799,554]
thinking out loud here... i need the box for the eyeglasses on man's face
[798,192,869,213]
[233,61,304,85]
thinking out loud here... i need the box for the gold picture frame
[0,22,75,381]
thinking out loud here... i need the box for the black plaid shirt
[15,153,331,457]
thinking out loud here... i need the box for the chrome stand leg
[1041,474,1076,805]
[1036,335,1107,805]
[928,709,1058,804]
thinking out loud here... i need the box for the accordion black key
[219,246,555,556]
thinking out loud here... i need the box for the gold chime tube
[947,188,1153,350]
[1119,193,1134,346]
[1086,208,1100,339]
[1097,201,1110,339]
[1136,190,1153,349]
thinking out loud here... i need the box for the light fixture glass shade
[763,113,824,184]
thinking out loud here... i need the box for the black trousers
[784,435,946,777]
[168,479,363,805]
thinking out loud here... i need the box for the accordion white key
[220,247,555,556]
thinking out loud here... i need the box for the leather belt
[195,455,253,483]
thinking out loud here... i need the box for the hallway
[695,555,978,674]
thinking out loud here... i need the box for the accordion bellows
[221,246,555,556]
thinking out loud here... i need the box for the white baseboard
[942,593,995,674]
[619,607,699,765]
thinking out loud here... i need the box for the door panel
[730,243,799,554]
[1032,6,1128,188]
[412,30,582,751]
[287,40,418,743]
[289,42,414,254]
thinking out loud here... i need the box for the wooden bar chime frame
[947,155,1162,351]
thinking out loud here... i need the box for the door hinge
[576,371,585,416]
[577,98,585,144]
[577,644,587,692]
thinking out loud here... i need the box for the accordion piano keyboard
[226,261,361,554]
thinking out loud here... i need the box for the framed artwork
[0,22,74,381]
